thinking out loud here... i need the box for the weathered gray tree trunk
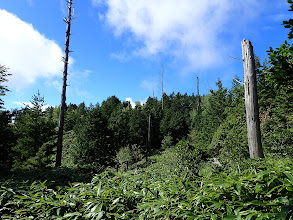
[241,39,264,158]
[161,65,164,110]
[56,0,73,167]
[146,115,151,162]
[196,76,200,111]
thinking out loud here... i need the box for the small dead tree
[241,39,264,158]
[56,0,73,167]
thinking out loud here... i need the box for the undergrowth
[1,148,293,219]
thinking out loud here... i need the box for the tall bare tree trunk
[242,39,264,158]
[146,115,151,162]
[56,0,73,167]
[160,65,164,110]
[197,76,200,111]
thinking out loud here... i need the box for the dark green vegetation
[0,1,293,219]
[1,151,293,219]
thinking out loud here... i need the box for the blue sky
[0,0,291,110]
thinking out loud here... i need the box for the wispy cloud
[92,0,283,71]
[26,0,33,7]
[140,79,158,94]
[45,80,62,92]
[59,0,67,16]
[0,9,64,90]
[110,52,131,62]
[269,13,290,22]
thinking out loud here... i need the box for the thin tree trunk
[242,39,264,158]
[146,115,151,162]
[56,0,73,167]
[197,76,200,111]
[161,65,164,110]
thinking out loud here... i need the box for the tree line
[0,66,291,172]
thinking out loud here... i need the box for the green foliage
[1,3,293,218]
[25,136,57,170]
[283,0,293,39]
[160,92,195,143]
[64,103,79,131]
[100,96,121,119]
[108,106,131,148]
[267,41,293,90]
[116,144,144,171]
[161,133,173,149]
[12,92,56,170]
[0,111,16,171]
[267,0,293,91]
[208,79,249,162]
[1,155,293,219]
[74,106,114,169]
[0,65,11,109]
[131,144,144,164]
[187,79,233,172]
[160,110,188,142]
[258,60,293,157]
[61,130,79,168]
[209,111,249,162]
[128,107,147,148]
[116,146,132,170]
[176,139,211,175]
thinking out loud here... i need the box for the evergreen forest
[0,1,293,219]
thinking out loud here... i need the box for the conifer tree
[13,92,56,169]
[0,65,11,109]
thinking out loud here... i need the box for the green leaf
[265,185,281,197]
[30,181,37,190]
[63,212,82,217]
[255,183,263,193]
[244,200,265,206]
[284,171,293,183]
[256,170,271,180]
[90,203,101,213]
[276,197,289,205]
[112,197,120,205]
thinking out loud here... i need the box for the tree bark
[196,76,200,111]
[242,39,264,158]
[56,0,73,167]
[146,115,151,162]
[161,65,164,110]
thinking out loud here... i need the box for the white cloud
[125,97,135,108]
[13,101,50,111]
[93,0,278,70]
[110,52,131,62]
[45,80,62,92]
[0,10,64,90]
[59,0,67,16]
[92,0,104,6]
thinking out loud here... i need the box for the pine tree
[13,92,56,170]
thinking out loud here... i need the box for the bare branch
[233,78,244,85]
[229,55,243,61]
